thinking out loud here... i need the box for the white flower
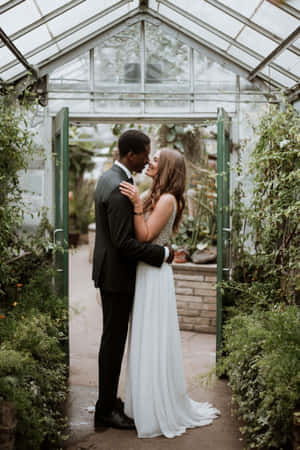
[279,139,289,148]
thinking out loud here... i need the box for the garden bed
[172,262,216,334]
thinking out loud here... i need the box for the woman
[119,148,220,438]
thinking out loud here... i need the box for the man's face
[132,144,150,173]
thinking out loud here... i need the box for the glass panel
[36,0,78,15]
[252,1,299,39]
[1,63,24,81]
[51,4,130,51]
[1,0,40,36]
[49,53,89,90]
[47,0,122,36]
[145,98,189,113]
[220,0,262,18]
[261,67,295,88]
[195,97,235,114]
[13,25,52,54]
[228,47,261,68]
[194,50,236,91]
[94,22,140,91]
[0,46,15,67]
[274,50,300,78]
[170,0,243,37]
[237,27,277,55]
[19,169,44,228]
[95,99,141,114]
[157,5,228,50]
[49,93,90,113]
[27,44,59,66]
[145,22,189,92]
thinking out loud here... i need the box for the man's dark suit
[92,163,165,415]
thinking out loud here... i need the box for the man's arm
[107,187,165,267]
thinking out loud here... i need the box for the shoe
[94,409,135,430]
[115,397,125,413]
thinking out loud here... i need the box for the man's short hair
[118,129,150,157]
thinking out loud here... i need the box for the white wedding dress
[125,198,220,438]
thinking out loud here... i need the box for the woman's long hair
[143,148,186,232]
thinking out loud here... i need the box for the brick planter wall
[172,262,217,334]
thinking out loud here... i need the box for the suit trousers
[97,289,134,415]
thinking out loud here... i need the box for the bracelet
[133,211,143,216]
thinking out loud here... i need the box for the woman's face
[146,150,160,178]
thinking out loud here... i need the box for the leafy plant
[218,306,300,449]
[218,100,300,449]
[0,91,68,449]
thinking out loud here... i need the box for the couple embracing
[92,129,219,439]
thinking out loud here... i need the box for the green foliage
[230,102,300,306]
[218,306,300,449]
[0,92,68,449]
[0,94,37,293]
[68,127,97,234]
[219,101,300,449]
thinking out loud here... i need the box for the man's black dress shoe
[94,409,135,430]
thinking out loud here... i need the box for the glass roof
[0,0,299,90]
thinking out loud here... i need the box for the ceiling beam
[249,25,300,80]
[202,0,300,57]
[0,0,131,76]
[158,0,298,82]
[267,0,300,21]
[0,27,38,79]
[0,0,88,48]
[0,0,25,15]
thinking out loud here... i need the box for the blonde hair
[143,148,186,232]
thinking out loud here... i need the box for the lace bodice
[148,196,177,246]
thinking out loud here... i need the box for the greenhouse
[0,1,299,449]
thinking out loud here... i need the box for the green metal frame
[216,107,231,358]
[54,107,69,360]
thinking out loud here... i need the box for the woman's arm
[119,182,175,242]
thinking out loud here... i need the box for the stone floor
[67,245,244,450]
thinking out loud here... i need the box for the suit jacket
[92,164,165,294]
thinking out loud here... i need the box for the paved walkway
[67,245,244,450]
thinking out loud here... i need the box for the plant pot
[174,249,187,264]
[0,401,16,450]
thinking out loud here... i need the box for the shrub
[219,306,300,449]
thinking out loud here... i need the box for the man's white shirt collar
[114,160,132,179]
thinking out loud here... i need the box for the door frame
[52,111,232,361]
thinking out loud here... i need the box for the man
[92,129,174,430]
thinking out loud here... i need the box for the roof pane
[237,27,277,55]
[0,46,15,67]
[27,44,59,66]
[35,0,77,15]
[158,4,228,50]
[47,0,122,36]
[1,0,40,36]
[1,63,25,81]
[227,47,261,68]
[220,0,262,18]
[261,67,295,88]
[171,0,243,37]
[56,4,131,52]
[252,1,299,39]
[13,25,51,54]
[274,50,300,78]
